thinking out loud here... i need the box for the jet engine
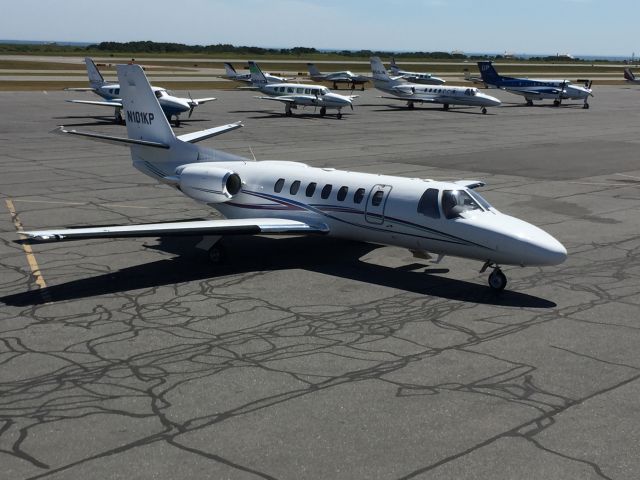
[175,163,242,204]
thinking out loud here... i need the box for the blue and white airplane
[23,64,567,291]
[65,57,217,126]
[477,61,593,108]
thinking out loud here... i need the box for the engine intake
[176,163,242,204]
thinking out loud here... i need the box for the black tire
[583,103,590,109]
[320,107,327,116]
[337,112,342,119]
[174,117,181,127]
[482,107,487,114]
[553,100,560,107]
[443,103,450,111]
[488,269,507,291]
[285,109,293,117]
[407,102,415,109]
[208,244,227,265]
[526,100,533,106]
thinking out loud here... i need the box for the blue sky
[1,0,637,56]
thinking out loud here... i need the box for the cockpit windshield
[441,190,483,219]
[464,88,478,96]
[467,189,493,210]
[155,90,166,98]
[320,87,329,95]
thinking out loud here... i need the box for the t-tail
[477,61,503,86]
[389,57,400,74]
[224,62,238,79]
[370,56,392,82]
[624,67,636,81]
[248,61,268,86]
[306,63,322,77]
[85,57,107,89]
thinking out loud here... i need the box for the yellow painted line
[5,198,48,290]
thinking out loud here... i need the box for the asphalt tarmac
[1,85,639,479]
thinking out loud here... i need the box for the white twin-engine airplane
[370,57,501,114]
[389,58,446,85]
[248,61,356,119]
[65,57,217,126]
[24,64,567,292]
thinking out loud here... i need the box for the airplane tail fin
[389,57,400,74]
[224,62,238,78]
[248,61,268,86]
[85,57,106,88]
[477,61,502,85]
[306,63,322,77]
[624,67,635,81]
[463,68,471,81]
[117,64,176,147]
[370,57,392,82]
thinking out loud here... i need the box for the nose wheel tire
[320,107,327,117]
[337,112,342,119]
[583,103,590,109]
[481,107,487,114]
[488,269,507,291]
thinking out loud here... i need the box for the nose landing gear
[481,261,507,291]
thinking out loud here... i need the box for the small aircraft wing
[23,218,330,243]
[379,95,437,104]
[255,96,297,103]
[63,87,95,92]
[66,99,123,108]
[177,121,243,144]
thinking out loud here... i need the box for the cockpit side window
[417,188,440,219]
[442,190,483,219]
[467,189,493,210]
[155,90,163,98]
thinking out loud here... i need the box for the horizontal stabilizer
[23,218,330,242]
[177,121,243,144]
[51,126,170,149]
[66,99,123,108]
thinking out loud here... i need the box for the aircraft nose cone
[517,228,567,266]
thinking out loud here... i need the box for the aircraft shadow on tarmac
[53,116,213,128]
[2,236,555,308]
[227,110,350,120]
[367,105,495,115]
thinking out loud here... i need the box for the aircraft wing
[63,87,95,92]
[379,95,437,103]
[256,96,297,103]
[23,218,330,243]
[66,99,123,108]
[192,97,217,104]
[505,88,561,96]
[177,121,243,144]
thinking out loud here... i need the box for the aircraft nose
[513,225,567,266]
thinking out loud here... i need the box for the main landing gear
[481,261,507,291]
[443,103,450,111]
[481,107,487,115]
[197,236,227,265]
[526,99,534,107]
[115,109,125,125]
[320,106,327,117]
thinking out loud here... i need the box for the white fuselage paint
[260,83,353,110]
[374,80,502,108]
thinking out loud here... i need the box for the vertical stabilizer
[85,57,105,88]
[389,57,400,74]
[248,61,268,86]
[307,63,322,77]
[117,64,176,146]
[477,61,502,85]
[224,62,238,78]
[624,68,636,81]
[370,57,392,82]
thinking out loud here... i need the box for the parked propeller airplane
[306,63,370,90]
[623,68,640,84]
[370,57,501,114]
[223,62,288,84]
[65,57,217,126]
[477,61,593,108]
[23,64,567,291]
[389,58,446,85]
[248,61,355,118]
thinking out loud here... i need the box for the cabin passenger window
[441,190,482,219]
[337,186,348,201]
[306,182,317,197]
[371,190,384,207]
[287,87,294,93]
[296,88,303,93]
[115,88,120,95]
[354,188,365,204]
[274,178,285,193]
[279,87,285,92]
[417,188,440,219]
[290,180,301,195]
[321,184,332,199]
[305,88,311,94]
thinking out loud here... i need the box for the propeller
[188,92,198,118]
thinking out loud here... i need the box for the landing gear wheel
[526,99,534,106]
[443,103,450,111]
[320,106,327,117]
[482,107,487,115]
[583,103,590,109]
[115,111,124,125]
[285,108,293,117]
[208,244,227,265]
[174,117,181,127]
[488,269,507,291]
[553,100,560,107]
[337,112,342,119]
[407,102,415,109]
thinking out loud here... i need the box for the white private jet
[23,64,567,291]
[223,62,288,84]
[623,68,640,84]
[478,61,593,108]
[306,63,370,90]
[389,58,446,85]
[248,61,355,119]
[65,57,217,126]
[370,57,501,114]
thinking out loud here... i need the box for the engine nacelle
[176,163,242,204]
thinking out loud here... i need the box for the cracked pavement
[1,86,639,479]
